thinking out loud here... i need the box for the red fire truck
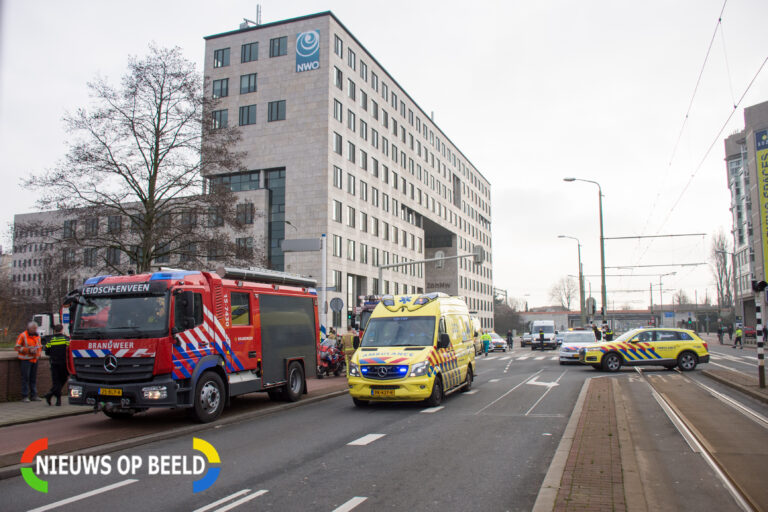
[65,267,320,422]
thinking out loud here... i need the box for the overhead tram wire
[656,54,768,234]
[634,0,728,265]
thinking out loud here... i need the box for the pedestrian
[733,326,743,349]
[482,330,491,357]
[506,329,514,350]
[43,324,70,406]
[592,324,602,341]
[15,322,42,402]
[727,324,733,342]
[717,326,724,345]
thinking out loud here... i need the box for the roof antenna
[240,5,262,29]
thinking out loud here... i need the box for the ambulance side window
[439,318,446,336]
[231,292,250,326]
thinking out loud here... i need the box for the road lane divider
[214,490,268,512]
[28,479,139,512]
[193,489,252,512]
[475,369,544,415]
[347,434,386,446]
[333,497,368,512]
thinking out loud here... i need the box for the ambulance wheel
[284,362,305,402]
[352,398,369,407]
[103,409,135,420]
[461,366,473,392]
[193,371,225,423]
[425,376,443,407]
[602,353,622,373]
[677,351,698,372]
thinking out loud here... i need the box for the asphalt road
[0,346,753,512]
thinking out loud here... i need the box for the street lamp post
[558,235,586,326]
[564,178,607,322]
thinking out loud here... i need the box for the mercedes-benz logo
[377,366,389,378]
[104,355,118,373]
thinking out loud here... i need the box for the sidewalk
[0,376,348,428]
[552,378,626,512]
[703,367,768,404]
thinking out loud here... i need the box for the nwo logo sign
[296,30,320,73]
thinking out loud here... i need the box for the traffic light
[473,245,485,265]
[752,280,768,292]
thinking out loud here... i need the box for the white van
[530,320,556,350]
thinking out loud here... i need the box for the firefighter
[43,324,70,406]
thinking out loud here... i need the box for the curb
[0,409,92,429]
[0,387,348,481]
[531,376,592,512]
[701,370,768,405]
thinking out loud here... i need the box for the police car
[579,327,709,372]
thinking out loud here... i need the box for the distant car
[743,326,756,339]
[521,332,532,347]
[531,320,557,350]
[489,332,508,352]
[559,331,597,364]
[579,327,710,372]
[555,331,565,346]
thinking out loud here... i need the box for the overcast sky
[1,0,767,309]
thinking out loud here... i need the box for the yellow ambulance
[347,293,476,407]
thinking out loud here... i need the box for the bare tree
[549,276,578,310]
[710,230,733,309]
[673,289,691,305]
[25,44,250,273]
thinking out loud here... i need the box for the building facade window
[212,109,228,129]
[106,247,121,266]
[333,235,342,257]
[83,247,98,267]
[334,35,343,57]
[107,215,122,234]
[84,218,98,237]
[333,99,343,122]
[213,48,230,68]
[239,105,257,126]
[236,203,254,224]
[332,200,342,222]
[347,206,356,228]
[347,239,356,261]
[347,49,356,70]
[208,170,260,192]
[63,220,77,239]
[212,78,229,98]
[347,79,356,101]
[235,237,253,259]
[333,165,343,188]
[333,132,342,154]
[347,141,356,163]
[268,100,286,121]
[269,36,287,57]
[241,42,258,62]
[334,67,343,89]
[240,73,257,94]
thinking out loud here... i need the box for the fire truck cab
[65,267,319,422]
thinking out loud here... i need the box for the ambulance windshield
[73,295,170,339]
[360,316,436,347]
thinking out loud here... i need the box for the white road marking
[485,356,498,360]
[504,361,513,373]
[500,356,512,361]
[464,390,479,395]
[535,356,545,360]
[193,490,252,512]
[489,378,500,383]
[348,433,386,446]
[525,371,568,416]
[333,497,368,512]
[28,479,139,512]
[214,490,268,512]
[194,489,251,512]
[421,405,444,413]
[475,369,544,415]
[516,356,530,360]
[550,356,559,361]
[709,361,750,375]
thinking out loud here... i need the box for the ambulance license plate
[99,388,122,396]
[372,389,395,398]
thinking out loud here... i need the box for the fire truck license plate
[99,388,122,396]
[372,389,395,398]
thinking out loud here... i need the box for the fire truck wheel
[284,362,305,402]
[193,371,225,423]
